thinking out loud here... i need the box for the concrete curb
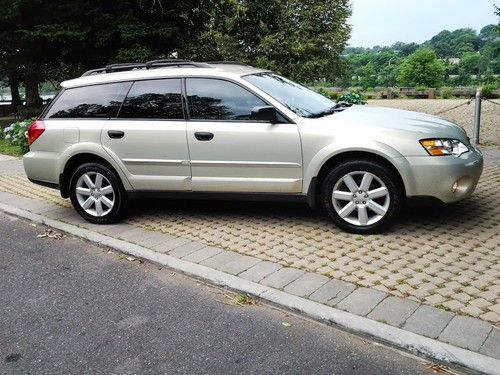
[1,202,499,375]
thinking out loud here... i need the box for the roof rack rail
[80,59,211,77]
[206,61,249,66]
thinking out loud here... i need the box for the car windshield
[243,72,336,118]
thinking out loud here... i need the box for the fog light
[452,181,458,194]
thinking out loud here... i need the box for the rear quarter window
[45,82,131,119]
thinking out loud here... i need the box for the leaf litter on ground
[37,229,64,240]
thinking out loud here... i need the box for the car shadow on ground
[127,191,497,236]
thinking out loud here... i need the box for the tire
[321,159,403,234]
[69,162,128,224]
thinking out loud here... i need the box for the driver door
[185,78,303,193]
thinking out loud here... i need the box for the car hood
[327,105,468,142]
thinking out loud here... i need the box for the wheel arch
[306,151,407,209]
[60,153,124,198]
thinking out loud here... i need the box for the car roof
[61,63,269,89]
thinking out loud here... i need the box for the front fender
[303,140,413,196]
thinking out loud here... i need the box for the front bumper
[400,147,483,203]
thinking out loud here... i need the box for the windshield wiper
[307,103,352,118]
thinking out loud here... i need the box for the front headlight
[419,139,469,156]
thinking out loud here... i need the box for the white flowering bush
[3,118,36,153]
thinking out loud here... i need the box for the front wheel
[321,159,403,234]
[69,162,127,224]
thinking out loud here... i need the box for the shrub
[481,84,497,99]
[441,86,453,99]
[316,87,339,101]
[3,118,36,154]
[338,91,367,105]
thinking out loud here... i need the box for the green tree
[427,28,477,58]
[0,0,212,108]
[397,48,445,87]
[359,62,377,88]
[459,52,489,78]
[188,0,352,83]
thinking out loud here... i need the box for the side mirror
[251,106,277,123]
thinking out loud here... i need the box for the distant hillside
[339,25,499,88]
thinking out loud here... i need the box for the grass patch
[0,138,23,157]
[233,293,256,306]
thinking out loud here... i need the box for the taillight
[27,120,45,146]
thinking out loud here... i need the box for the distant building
[445,57,460,65]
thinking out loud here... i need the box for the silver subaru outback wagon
[23,60,483,233]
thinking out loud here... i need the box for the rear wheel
[321,159,403,233]
[69,162,127,224]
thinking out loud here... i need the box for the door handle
[194,132,214,141]
[108,130,125,139]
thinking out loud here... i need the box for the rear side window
[186,78,266,121]
[119,79,183,119]
[45,82,131,119]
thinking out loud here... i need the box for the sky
[348,0,498,47]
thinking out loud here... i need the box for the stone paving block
[219,255,261,276]
[480,311,500,323]
[367,296,420,327]
[200,251,259,275]
[238,261,282,282]
[15,199,53,213]
[182,246,223,263]
[168,242,206,258]
[283,272,329,297]
[42,206,72,219]
[260,267,305,289]
[403,305,454,339]
[200,251,241,269]
[57,210,83,224]
[438,315,492,351]
[112,227,145,242]
[99,223,137,238]
[479,329,500,359]
[151,237,190,254]
[134,231,172,248]
[336,288,387,316]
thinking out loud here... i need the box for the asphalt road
[0,212,437,375]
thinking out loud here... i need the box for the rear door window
[118,79,183,119]
[45,82,131,119]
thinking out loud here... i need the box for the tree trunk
[8,74,22,111]
[24,76,43,108]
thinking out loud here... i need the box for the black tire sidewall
[321,160,403,234]
[69,162,127,224]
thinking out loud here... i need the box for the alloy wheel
[75,172,115,217]
[331,171,390,226]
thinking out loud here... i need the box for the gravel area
[368,99,500,146]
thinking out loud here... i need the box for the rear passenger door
[101,78,191,191]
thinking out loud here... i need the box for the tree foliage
[344,16,499,88]
[397,48,445,87]
[0,0,352,107]
[186,0,352,83]
[0,0,213,107]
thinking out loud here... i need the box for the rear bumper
[23,151,60,186]
[402,147,483,203]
